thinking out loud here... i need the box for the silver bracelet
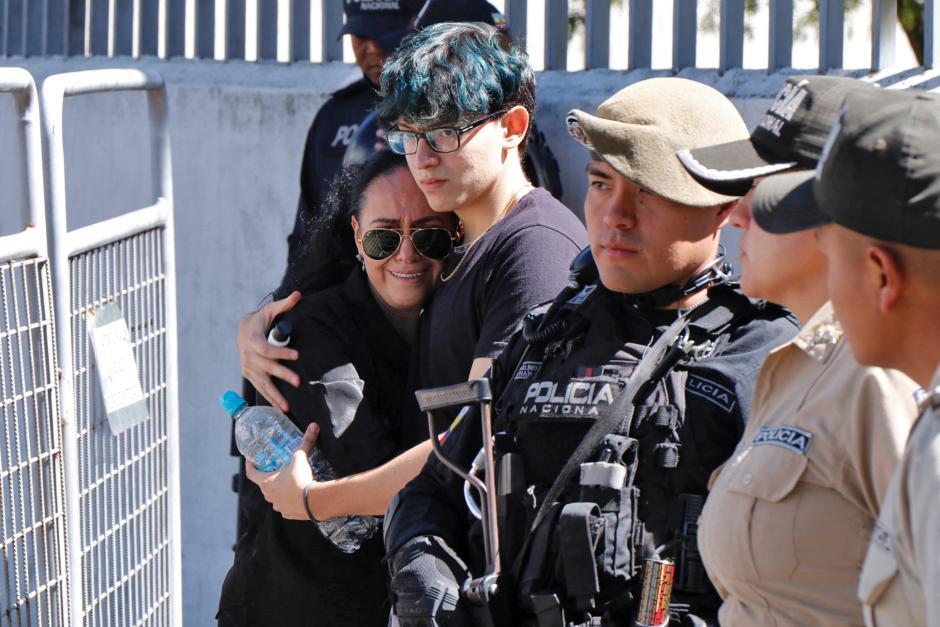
[302,482,319,522]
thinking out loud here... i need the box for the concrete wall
[1,56,937,625]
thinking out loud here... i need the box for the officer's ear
[865,243,905,314]
[500,105,530,151]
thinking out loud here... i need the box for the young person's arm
[248,429,432,520]
[467,358,492,380]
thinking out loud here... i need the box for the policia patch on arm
[752,425,813,455]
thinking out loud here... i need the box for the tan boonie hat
[566,77,750,207]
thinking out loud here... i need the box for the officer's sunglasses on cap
[358,227,455,261]
[385,110,508,155]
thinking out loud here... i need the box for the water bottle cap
[219,390,247,417]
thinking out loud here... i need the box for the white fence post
[40,68,182,627]
[0,67,69,627]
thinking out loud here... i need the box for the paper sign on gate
[86,303,150,435]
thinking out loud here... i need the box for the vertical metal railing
[929,0,940,66]
[1,0,938,70]
[40,68,181,627]
[628,0,653,70]
[584,0,609,69]
[545,0,568,70]
[0,67,69,627]
[0,0,344,62]
[505,0,528,47]
[673,0,698,70]
[719,0,745,72]
[769,0,794,71]
[819,0,845,70]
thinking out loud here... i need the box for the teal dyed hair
[378,22,535,135]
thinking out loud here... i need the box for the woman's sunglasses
[358,227,454,261]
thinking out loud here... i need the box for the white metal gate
[0,67,69,627]
[41,69,182,627]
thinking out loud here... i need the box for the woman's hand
[237,291,302,412]
[247,423,320,520]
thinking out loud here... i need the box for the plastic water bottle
[219,390,380,553]
[221,390,302,472]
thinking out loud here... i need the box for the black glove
[390,536,472,627]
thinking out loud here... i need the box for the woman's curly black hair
[274,151,409,298]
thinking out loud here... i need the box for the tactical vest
[484,278,758,626]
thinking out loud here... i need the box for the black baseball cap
[413,0,507,30]
[678,76,879,196]
[341,0,418,41]
[751,88,940,249]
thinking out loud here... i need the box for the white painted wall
[0,56,937,625]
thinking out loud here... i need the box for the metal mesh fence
[69,229,171,627]
[0,256,67,627]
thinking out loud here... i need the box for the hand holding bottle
[247,422,320,521]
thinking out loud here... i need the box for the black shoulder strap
[527,313,692,534]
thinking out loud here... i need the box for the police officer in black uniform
[384,78,799,626]
[278,0,419,297]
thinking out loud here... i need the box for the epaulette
[705,283,796,325]
[331,77,373,98]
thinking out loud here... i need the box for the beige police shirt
[858,364,940,627]
[698,303,918,627]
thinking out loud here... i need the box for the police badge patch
[514,361,543,380]
[567,284,597,305]
[752,425,813,455]
[686,375,737,413]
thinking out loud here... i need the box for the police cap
[341,0,418,40]
[752,88,940,249]
[678,76,879,197]
[413,0,507,30]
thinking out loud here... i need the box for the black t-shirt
[276,78,380,298]
[400,188,587,445]
[218,271,409,627]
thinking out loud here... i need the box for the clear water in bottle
[220,390,380,552]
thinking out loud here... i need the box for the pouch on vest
[516,434,642,622]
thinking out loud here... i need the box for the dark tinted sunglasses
[358,227,454,261]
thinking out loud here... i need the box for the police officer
[385,77,799,626]
[679,76,919,627]
[759,87,940,626]
[278,0,419,297]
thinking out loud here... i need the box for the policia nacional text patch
[752,425,813,455]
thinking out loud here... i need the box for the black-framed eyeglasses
[385,110,508,155]
[358,227,455,261]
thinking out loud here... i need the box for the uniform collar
[919,363,940,414]
[791,301,843,363]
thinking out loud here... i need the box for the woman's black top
[218,270,411,626]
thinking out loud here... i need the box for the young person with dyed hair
[379,21,585,416]
[242,21,585,549]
